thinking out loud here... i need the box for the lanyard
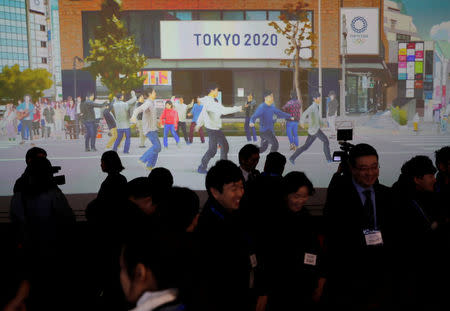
[411,200,432,226]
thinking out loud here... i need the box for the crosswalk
[391,135,450,151]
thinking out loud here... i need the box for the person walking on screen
[282,89,302,150]
[244,92,257,142]
[188,97,205,144]
[112,90,137,154]
[327,90,339,138]
[130,88,161,171]
[173,96,193,145]
[159,100,180,149]
[289,91,332,165]
[249,90,293,153]
[195,83,242,174]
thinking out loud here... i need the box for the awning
[341,55,395,86]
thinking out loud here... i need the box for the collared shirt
[352,178,376,211]
[131,289,178,311]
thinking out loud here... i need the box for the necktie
[363,190,375,230]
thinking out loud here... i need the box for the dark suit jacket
[323,175,395,305]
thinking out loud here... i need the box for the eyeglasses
[355,165,380,173]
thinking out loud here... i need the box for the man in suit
[323,143,395,310]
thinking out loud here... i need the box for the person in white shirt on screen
[195,83,242,174]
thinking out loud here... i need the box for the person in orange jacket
[159,100,180,148]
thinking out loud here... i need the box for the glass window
[198,11,221,20]
[268,11,281,20]
[40,41,46,47]
[175,11,192,20]
[246,11,267,20]
[40,24,45,31]
[223,11,244,20]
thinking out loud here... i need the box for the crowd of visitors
[1,144,449,311]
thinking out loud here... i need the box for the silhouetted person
[238,144,260,183]
[10,157,75,311]
[13,147,47,194]
[323,143,396,310]
[391,155,449,309]
[192,160,263,311]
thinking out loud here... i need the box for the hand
[245,104,249,108]
[130,117,137,124]
[188,113,193,117]
[290,116,295,121]
[194,125,200,132]
[239,106,243,112]
[131,90,135,97]
[249,122,255,127]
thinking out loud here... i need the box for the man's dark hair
[205,160,244,196]
[401,155,437,178]
[348,143,379,167]
[328,90,336,97]
[86,91,95,98]
[148,167,174,190]
[263,90,273,99]
[165,100,173,108]
[206,82,219,93]
[435,146,450,168]
[25,147,47,165]
[101,150,124,173]
[121,231,183,290]
[282,171,315,196]
[263,152,286,176]
[238,144,260,165]
[311,90,321,100]
[158,187,200,233]
[115,92,123,100]
[126,177,153,199]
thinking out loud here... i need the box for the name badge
[250,254,258,268]
[304,253,317,266]
[363,230,383,246]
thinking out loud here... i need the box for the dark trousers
[245,116,257,142]
[189,122,205,143]
[21,120,32,140]
[84,121,97,149]
[260,129,279,153]
[177,121,189,143]
[290,129,331,161]
[200,129,229,169]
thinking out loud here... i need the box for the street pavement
[0,123,449,197]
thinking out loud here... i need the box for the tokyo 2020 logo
[351,16,368,33]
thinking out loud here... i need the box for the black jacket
[80,100,104,122]
[192,199,258,311]
[323,175,396,305]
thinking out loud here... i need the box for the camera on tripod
[51,166,66,185]
[332,128,355,162]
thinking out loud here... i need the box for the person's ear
[210,187,221,201]
[134,263,147,282]
[413,176,422,186]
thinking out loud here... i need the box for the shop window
[198,11,221,20]
[41,57,47,64]
[166,11,192,20]
[245,11,267,20]
[223,11,244,20]
[40,24,45,31]
[268,11,281,21]
[40,41,46,47]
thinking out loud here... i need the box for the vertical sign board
[340,8,380,55]
[398,42,424,98]
[29,0,46,14]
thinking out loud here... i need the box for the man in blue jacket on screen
[250,90,293,153]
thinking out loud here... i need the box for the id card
[363,230,383,246]
[304,253,317,266]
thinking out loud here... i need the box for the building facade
[59,0,390,115]
[0,0,29,69]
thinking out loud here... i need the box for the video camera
[332,128,355,162]
[51,165,66,185]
